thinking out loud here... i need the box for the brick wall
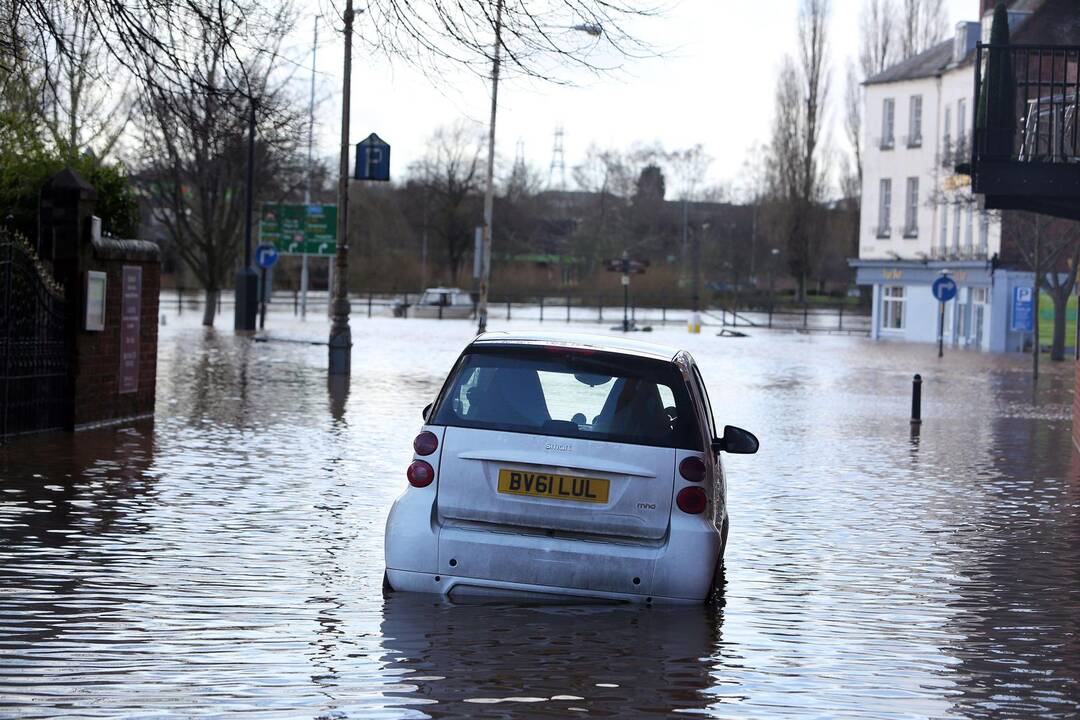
[71,238,161,429]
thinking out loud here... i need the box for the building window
[972,287,988,304]
[881,98,895,149]
[952,203,962,252]
[942,106,952,165]
[904,177,919,237]
[882,286,905,330]
[957,98,968,148]
[964,205,974,254]
[978,210,989,254]
[939,202,949,256]
[877,179,892,237]
[908,95,923,147]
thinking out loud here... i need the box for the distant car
[384,332,758,604]
[394,287,474,319]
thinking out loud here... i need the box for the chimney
[954,21,981,62]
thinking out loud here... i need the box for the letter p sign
[354,133,391,182]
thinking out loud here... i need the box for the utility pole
[689,220,703,333]
[234,98,259,331]
[328,0,354,375]
[1033,221,1041,379]
[301,18,318,319]
[476,0,504,335]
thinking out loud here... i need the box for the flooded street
[2,312,1078,718]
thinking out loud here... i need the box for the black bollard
[911,373,922,425]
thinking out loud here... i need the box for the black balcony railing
[971,43,1080,213]
[973,43,1080,166]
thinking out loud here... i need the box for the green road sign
[259,203,337,256]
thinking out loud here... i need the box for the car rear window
[432,345,702,450]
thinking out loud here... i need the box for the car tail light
[407,460,435,488]
[679,456,707,482]
[413,431,438,456]
[676,486,707,514]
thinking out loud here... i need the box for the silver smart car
[384,332,758,603]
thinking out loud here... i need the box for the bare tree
[408,122,484,285]
[899,0,948,59]
[843,60,863,189]
[36,3,131,163]
[361,1,657,82]
[665,145,712,202]
[767,0,830,302]
[138,1,305,326]
[859,0,896,77]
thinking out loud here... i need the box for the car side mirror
[712,425,759,455]
[422,402,433,422]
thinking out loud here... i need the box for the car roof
[471,331,685,362]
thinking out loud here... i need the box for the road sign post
[255,244,279,330]
[932,274,958,358]
[605,252,649,332]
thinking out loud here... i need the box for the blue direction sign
[932,275,958,302]
[255,243,279,269]
[1011,286,1034,332]
[354,133,391,181]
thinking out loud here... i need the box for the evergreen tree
[978,2,1015,159]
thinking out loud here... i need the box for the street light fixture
[475,13,602,334]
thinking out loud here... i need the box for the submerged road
[1,312,1077,718]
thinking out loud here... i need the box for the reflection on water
[379,595,725,716]
[1,313,1078,718]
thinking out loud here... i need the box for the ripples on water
[1,314,1078,718]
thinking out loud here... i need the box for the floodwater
[1,309,1078,719]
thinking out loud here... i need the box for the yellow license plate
[497,468,610,504]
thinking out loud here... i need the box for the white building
[851,5,1038,352]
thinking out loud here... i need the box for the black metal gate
[0,229,70,437]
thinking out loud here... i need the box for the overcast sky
[288,0,975,195]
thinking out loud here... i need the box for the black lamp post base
[234,268,259,331]
[328,323,352,376]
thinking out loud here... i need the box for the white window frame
[952,203,962,252]
[939,202,949,256]
[943,106,953,162]
[904,177,919,237]
[877,179,892,237]
[957,98,968,147]
[908,95,923,146]
[882,98,896,148]
[964,205,974,254]
[978,210,990,254]
[881,285,906,331]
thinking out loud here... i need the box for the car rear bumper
[385,568,705,605]
[384,486,722,604]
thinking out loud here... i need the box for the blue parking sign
[354,133,390,181]
[1011,286,1034,332]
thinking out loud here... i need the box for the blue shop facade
[851,259,1035,353]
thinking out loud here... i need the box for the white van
[384,332,758,604]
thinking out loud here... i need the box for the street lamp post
[234,98,259,331]
[475,0,504,335]
[328,0,355,375]
[475,14,601,334]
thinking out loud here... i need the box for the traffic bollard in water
[911,374,922,425]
